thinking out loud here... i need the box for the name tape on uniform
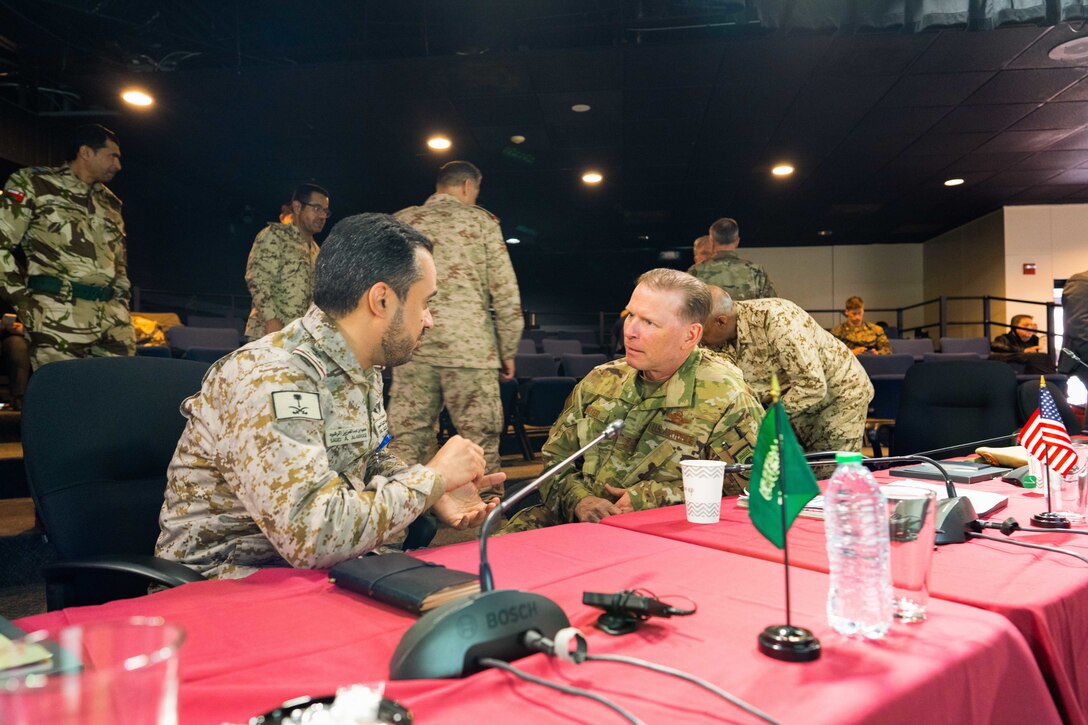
[325,428,369,447]
[272,391,322,421]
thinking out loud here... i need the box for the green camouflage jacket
[395,193,523,368]
[539,347,763,521]
[244,222,320,340]
[156,305,444,579]
[0,165,130,307]
[831,321,891,354]
[688,250,777,301]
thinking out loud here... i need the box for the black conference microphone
[389,419,625,680]
[1062,346,1088,374]
[859,454,973,545]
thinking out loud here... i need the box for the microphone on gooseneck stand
[858,455,972,544]
[389,419,625,681]
[1061,346,1088,374]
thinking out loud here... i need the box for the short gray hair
[636,268,711,325]
[710,217,740,245]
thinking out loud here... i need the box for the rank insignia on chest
[664,411,691,426]
[2,190,25,204]
[271,391,322,421]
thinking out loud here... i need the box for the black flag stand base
[758,624,821,662]
[1031,511,1072,529]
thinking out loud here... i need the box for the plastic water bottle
[824,451,892,639]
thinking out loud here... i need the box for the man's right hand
[425,435,486,492]
[574,496,621,523]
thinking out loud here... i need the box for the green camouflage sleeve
[539,384,600,520]
[486,222,524,362]
[765,313,828,416]
[244,227,287,324]
[213,355,444,569]
[112,212,132,303]
[760,268,778,299]
[0,171,32,306]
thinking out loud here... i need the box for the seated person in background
[0,308,29,410]
[830,296,890,355]
[991,313,1054,374]
[157,214,502,579]
[702,286,873,453]
[504,269,762,532]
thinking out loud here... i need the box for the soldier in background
[831,295,891,355]
[503,269,762,532]
[702,286,872,453]
[0,123,134,368]
[244,182,328,340]
[388,161,523,500]
[688,217,777,301]
[157,214,501,580]
[692,234,713,265]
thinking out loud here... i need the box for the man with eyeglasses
[244,182,329,340]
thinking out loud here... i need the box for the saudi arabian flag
[748,393,820,549]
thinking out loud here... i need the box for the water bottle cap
[834,451,864,464]
[1021,475,1037,489]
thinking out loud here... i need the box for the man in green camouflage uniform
[688,217,777,301]
[702,286,872,453]
[830,295,891,355]
[504,269,762,532]
[244,182,328,341]
[388,161,523,498]
[0,124,134,369]
[157,214,502,579]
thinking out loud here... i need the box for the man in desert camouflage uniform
[504,269,762,532]
[702,286,872,452]
[831,295,891,355]
[244,182,328,340]
[0,124,134,369]
[388,161,523,499]
[689,217,777,301]
[157,214,502,579]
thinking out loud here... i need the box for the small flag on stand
[1019,380,1078,476]
[747,374,821,662]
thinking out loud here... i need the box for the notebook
[887,461,1011,484]
[329,553,479,614]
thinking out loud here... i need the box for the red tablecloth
[602,473,1088,724]
[18,524,1058,725]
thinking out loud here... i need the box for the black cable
[477,657,647,725]
[1016,526,1088,536]
[585,653,782,725]
[967,533,1088,565]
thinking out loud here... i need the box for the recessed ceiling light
[510,135,526,144]
[581,171,603,184]
[121,88,154,107]
[817,229,833,237]
[772,164,794,177]
[944,178,965,186]
[571,103,591,113]
[427,135,452,150]
[505,237,520,244]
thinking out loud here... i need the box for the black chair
[922,352,986,364]
[515,353,560,379]
[939,337,991,357]
[22,357,210,609]
[516,338,537,355]
[858,353,914,377]
[541,338,582,357]
[516,376,576,453]
[1017,380,1081,435]
[560,353,607,379]
[182,347,234,363]
[889,338,934,362]
[892,360,1019,457]
[135,345,171,358]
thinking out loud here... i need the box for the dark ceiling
[4,0,1088,265]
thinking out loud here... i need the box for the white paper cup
[680,460,726,524]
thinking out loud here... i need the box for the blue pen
[375,434,393,453]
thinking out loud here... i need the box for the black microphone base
[757,624,821,662]
[935,496,978,545]
[389,589,570,680]
[1031,511,1072,529]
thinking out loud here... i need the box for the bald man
[702,285,872,452]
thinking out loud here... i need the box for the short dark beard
[380,306,417,367]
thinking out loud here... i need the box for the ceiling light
[426,135,452,150]
[121,88,154,107]
[581,171,603,184]
[944,178,965,187]
[505,237,520,244]
[817,230,833,237]
[510,135,525,144]
[772,164,794,177]
[571,104,591,113]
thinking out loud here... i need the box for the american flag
[1019,386,1079,475]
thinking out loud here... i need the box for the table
[16,524,1058,725]
[603,472,1088,724]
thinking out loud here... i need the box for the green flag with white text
[747,400,819,549]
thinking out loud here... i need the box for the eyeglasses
[300,202,331,217]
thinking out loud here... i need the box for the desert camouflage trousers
[387,360,504,500]
[22,293,135,370]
